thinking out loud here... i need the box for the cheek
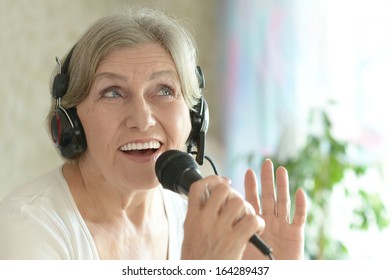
[77,102,117,151]
[165,107,192,145]
[183,110,192,141]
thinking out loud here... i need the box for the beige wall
[0,0,223,200]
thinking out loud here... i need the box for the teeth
[120,141,161,151]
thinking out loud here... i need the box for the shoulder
[0,165,66,206]
[0,166,78,259]
[0,166,73,217]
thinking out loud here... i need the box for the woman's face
[76,44,192,189]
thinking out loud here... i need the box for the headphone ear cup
[50,107,86,159]
[190,97,209,137]
[187,97,209,164]
[51,109,62,146]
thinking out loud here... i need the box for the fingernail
[222,176,232,184]
[256,215,265,228]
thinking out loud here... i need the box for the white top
[0,165,187,260]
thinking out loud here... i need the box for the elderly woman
[0,8,306,260]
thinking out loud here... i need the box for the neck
[62,162,163,227]
[62,162,169,259]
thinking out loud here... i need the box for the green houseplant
[240,104,389,259]
[275,106,389,259]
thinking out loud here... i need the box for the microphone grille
[155,149,198,191]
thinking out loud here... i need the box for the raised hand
[243,159,307,260]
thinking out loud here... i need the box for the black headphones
[50,48,209,164]
[187,66,209,165]
[50,47,87,159]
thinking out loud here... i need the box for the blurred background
[1,0,389,259]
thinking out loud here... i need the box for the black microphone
[155,149,275,259]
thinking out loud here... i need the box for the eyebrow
[149,70,178,80]
[94,72,128,81]
[94,70,178,82]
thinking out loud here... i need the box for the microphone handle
[250,234,274,259]
[176,168,202,195]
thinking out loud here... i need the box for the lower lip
[119,149,161,163]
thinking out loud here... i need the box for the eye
[159,86,174,97]
[149,85,178,106]
[101,87,122,98]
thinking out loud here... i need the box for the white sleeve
[161,188,188,259]
[0,205,72,260]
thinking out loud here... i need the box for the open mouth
[119,140,161,156]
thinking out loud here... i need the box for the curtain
[217,0,390,259]
[218,0,299,193]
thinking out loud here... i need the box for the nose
[125,97,156,131]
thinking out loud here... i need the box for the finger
[218,196,247,227]
[233,214,265,244]
[186,179,210,214]
[260,159,276,216]
[186,175,220,211]
[292,188,307,226]
[187,175,227,211]
[275,166,291,222]
[202,180,232,216]
[244,169,260,214]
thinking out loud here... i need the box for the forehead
[96,44,178,76]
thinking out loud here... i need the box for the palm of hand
[243,159,307,260]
